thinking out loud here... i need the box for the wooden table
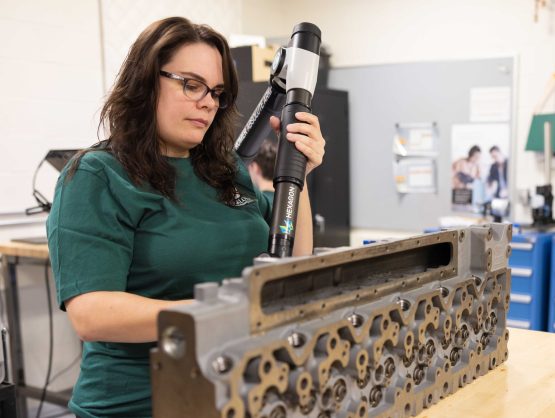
[415,326,555,417]
[0,241,49,261]
[0,241,69,418]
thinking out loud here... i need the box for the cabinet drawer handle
[510,242,533,251]
[507,318,531,329]
[510,293,532,304]
[511,267,532,277]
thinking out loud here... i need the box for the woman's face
[157,42,224,157]
[470,152,481,164]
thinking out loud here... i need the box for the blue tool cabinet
[507,232,551,330]
[547,236,555,332]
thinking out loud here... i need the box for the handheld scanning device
[235,22,321,257]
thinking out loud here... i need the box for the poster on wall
[451,124,510,214]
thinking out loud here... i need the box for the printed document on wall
[469,87,511,122]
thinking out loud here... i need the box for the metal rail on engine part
[151,223,512,418]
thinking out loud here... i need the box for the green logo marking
[279,219,294,234]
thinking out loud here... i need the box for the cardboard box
[231,45,279,82]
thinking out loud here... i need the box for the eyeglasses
[159,70,229,109]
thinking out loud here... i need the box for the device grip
[235,86,285,164]
[274,102,311,189]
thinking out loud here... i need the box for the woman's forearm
[65,291,192,343]
[292,182,313,257]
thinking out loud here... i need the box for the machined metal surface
[151,224,512,418]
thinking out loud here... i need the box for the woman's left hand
[270,112,326,175]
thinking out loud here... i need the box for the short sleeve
[47,167,135,310]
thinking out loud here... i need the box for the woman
[452,145,481,190]
[47,16,325,418]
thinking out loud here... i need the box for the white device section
[284,47,320,95]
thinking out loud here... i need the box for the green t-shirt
[47,150,271,418]
[262,190,275,205]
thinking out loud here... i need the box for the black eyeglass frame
[159,70,229,109]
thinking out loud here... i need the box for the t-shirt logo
[231,188,256,207]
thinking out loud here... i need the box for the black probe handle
[268,101,311,258]
[273,102,311,189]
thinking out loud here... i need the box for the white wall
[243,0,555,226]
[100,0,244,91]
[0,0,105,243]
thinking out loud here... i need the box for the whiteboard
[328,57,514,230]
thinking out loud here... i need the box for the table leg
[2,255,28,418]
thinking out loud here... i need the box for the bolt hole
[348,313,364,328]
[358,353,366,365]
[398,298,411,311]
[263,361,272,374]
[375,365,384,381]
[439,287,449,298]
[288,332,306,348]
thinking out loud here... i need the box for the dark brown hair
[253,139,278,180]
[70,16,240,204]
[467,145,481,159]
